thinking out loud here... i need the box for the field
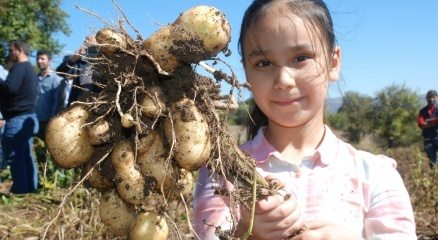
[0,128,437,240]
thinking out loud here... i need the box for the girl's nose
[274,66,296,90]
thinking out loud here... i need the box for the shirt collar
[240,125,339,166]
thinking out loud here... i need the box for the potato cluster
[45,5,231,239]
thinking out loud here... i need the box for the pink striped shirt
[193,126,416,239]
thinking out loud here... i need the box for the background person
[35,49,63,141]
[56,35,96,105]
[0,40,39,194]
[0,64,8,170]
[194,0,416,239]
[418,89,438,168]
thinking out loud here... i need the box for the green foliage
[328,84,422,148]
[371,84,422,148]
[34,137,80,191]
[334,91,373,143]
[0,0,70,64]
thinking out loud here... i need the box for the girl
[194,0,416,239]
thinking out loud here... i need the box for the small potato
[129,211,169,240]
[121,113,135,128]
[85,160,114,192]
[164,98,211,171]
[46,104,94,168]
[112,140,149,204]
[86,120,111,146]
[140,86,165,119]
[99,189,136,236]
[95,28,127,54]
[177,169,194,196]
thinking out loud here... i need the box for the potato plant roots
[47,4,278,240]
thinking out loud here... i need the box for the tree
[372,84,422,148]
[334,91,373,143]
[0,0,70,65]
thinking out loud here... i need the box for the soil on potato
[61,26,254,239]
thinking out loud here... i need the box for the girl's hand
[237,177,304,240]
[291,221,362,240]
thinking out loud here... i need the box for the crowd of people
[0,36,95,194]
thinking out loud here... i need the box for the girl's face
[243,9,341,129]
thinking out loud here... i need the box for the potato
[112,140,149,204]
[86,120,111,145]
[177,169,194,196]
[129,211,169,240]
[142,5,231,72]
[95,28,127,54]
[85,160,114,192]
[99,189,136,236]
[46,104,94,168]
[121,113,135,128]
[140,86,165,119]
[164,98,211,171]
[137,130,175,192]
[141,25,183,72]
[173,5,231,57]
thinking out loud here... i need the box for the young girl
[194,0,416,239]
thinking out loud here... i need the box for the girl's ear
[328,46,341,82]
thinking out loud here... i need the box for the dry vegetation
[0,132,437,239]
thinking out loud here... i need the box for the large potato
[129,211,169,240]
[99,189,136,236]
[141,25,183,72]
[142,5,231,72]
[137,130,175,192]
[173,5,231,57]
[112,140,149,204]
[164,98,211,171]
[46,104,94,168]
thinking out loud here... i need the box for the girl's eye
[295,55,310,63]
[255,60,272,68]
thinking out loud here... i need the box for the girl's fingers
[255,194,285,214]
[265,175,286,190]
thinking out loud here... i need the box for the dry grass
[0,186,113,240]
[0,129,437,239]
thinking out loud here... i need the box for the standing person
[418,89,438,168]
[57,56,74,111]
[56,35,96,105]
[0,64,8,169]
[35,50,62,141]
[0,40,39,194]
[194,0,416,239]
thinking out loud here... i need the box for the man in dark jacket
[0,40,39,193]
[418,90,438,168]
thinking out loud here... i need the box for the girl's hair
[238,0,336,140]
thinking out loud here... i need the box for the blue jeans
[424,141,438,168]
[2,113,39,193]
[0,124,4,169]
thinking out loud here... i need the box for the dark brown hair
[238,0,336,140]
[10,40,31,56]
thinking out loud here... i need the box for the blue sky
[54,0,438,100]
